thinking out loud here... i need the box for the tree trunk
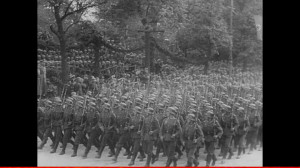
[60,37,68,84]
[93,41,100,77]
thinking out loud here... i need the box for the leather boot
[172,157,177,167]
[144,154,151,167]
[151,153,156,164]
[165,158,172,167]
[211,154,217,166]
[193,158,199,166]
[186,160,193,167]
[128,153,137,166]
[112,148,120,162]
[108,149,115,157]
[59,148,65,155]
[206,154,212,166]
[71,145,78,157]
[82,149,89,159]
[38,143,44,150]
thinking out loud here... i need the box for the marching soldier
[71,99,88,157]
[160,107,182,167]
[153,103,167,162]
[82,101,101,158]
[141,107,160,166]
[113,103,132,162]
[219,105,238,163]
[59,98,75,155]
[202,111,223,166]
[246,104,260,154]
[38,106,45,141]
[182,113,204,166]
[128,106,144,166]
[235,107,250,159]
[50,97,64,153]
[38,100,55,149]
[96,103,116,159]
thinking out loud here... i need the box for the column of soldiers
[38,68,262,167]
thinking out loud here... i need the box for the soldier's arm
[159,118,165,138]
[151,117,160,134]
[233,114,239,129]
[197,125,205,141]
[215,120,223,138]
[174,120,182,137]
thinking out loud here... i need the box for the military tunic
[182,121,204,166]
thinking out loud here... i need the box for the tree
[39,0,108,85]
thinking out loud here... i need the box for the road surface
[38,139,262,167]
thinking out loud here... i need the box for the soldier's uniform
[59,98,75,155]
[38,106,45,141]
[160,107,182,167]
[82,101,101,158]
[50,97,64,153]
[182,113,204,166]
[71,100,88,157]
[38,100,55,149]
[202,111,223,166]
[96,103,116,159]
[113,103,131,162]
[128,106,144,166]
[219,105,238,161]
[235,107,250,158]
[154,104,167,161]
[246,104,260,153]
[141,108,160,166]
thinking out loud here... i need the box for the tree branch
[63,0,74,18]
[61,0,106,21]
[50,24,58,37]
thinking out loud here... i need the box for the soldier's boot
[127,153,132,159]
[113,147,121,162]
[211,154,217,166]
[144,154,151,167]
[154,147,160,161]
[38,142,45,150]
[222,147,228,160]
[236,147,242,159]
[82,147,90,159]
[204,147,207,154]
[124,151,129,156]
[194,159,199,166]
[108,148,115,157]
[227,149,233,159]
[59,148,65,155]
[186,157,193,167]
[165,158,172,167]
[139,150,146,161]
[206,154,212,167]
[128,153,137,166]
[71,145,78,157]
[59,143,67,155]
[50,142,59,153]
[95,145,105,158]
[175,146,183,159]
[172,157,178,167]
[151,152,156,164]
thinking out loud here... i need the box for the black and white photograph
[37,0,262,166]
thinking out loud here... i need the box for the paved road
[38,139,262,167]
